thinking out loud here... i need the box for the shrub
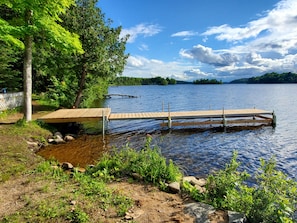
[201,152,297,223]
[87,136,182,188]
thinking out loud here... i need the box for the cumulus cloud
[202,0,297,55]
[178,0,297,80]
[121,23,162,43]
[123,55,204,80]
[120,0,297,82]
[180,44,239,67]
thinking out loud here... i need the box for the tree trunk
[23,9,33,121]
[73,64,87,108]
[23,34,33,121]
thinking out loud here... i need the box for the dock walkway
[38,108,276,131]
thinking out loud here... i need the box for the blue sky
[98,0,297,81]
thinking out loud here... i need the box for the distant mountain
[229,78,249,84]
[230,72,297,84]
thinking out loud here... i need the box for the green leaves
[87,136,182,188]
[202,152,297,223]
[0,0,83,53]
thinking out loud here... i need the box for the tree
[0,0,83,121]
[59,0,129,108]
[0,41,22,91]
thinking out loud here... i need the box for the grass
[0,120,135,222]
[1,107,296,223]
[87,135,183,189]
[0,121,50,182]
[1,160,133,222]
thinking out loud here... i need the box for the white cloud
[178,0,297,80]
[138,44,149,51]
[119,0,297,82]
[202,0,297,56]
[180,44,239,66]
[123,55,204,81]
[121,23,162,43]
[171,30,199,38]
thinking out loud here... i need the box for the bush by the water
[86,136,182,188]
[183,151,297,223]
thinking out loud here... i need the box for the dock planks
[38,108,275,129]
[108,109,273,120]
[39,108,111,123]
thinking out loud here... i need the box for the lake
[39,84,297,181]
[104,84,297,180]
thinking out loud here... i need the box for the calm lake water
[103,84,297,180]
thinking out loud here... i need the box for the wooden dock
[38,108,111,123]
[38,108,276,131]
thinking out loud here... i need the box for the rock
[54,137,65,144]
[131,172,143,180]
[184,202,215,223]
[48,138,55,143]
[185,202,246,223]
[61,162,74,170]
[183,176,207,187]
[228,211,246,223]
[69,200,77,205]
[195,185,206,193]
[73,167,86,173]
[64,135,75,142]
[168,182,180,193]
[196,178,207,187]
[125,209,144,220]
[26,141,39,147]
[54,132,63,139]
[209,210,228,223]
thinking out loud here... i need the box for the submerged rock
[61,162,74,170]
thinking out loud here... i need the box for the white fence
[0,92,23,111]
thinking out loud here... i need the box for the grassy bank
[0,122,182,222]
[0,116,296,222]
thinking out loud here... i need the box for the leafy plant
[205,151,250,209]
[249,158,297,223]
[87,136,183,188]
[66,209,89,223]
[200,152,297,223]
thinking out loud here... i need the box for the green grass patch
[0,122,51,182]
[0,107,22,119]
[87,136,183,189]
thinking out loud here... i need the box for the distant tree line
[193,78,223,84]
[111,76,177,86]
[231,72,297,84]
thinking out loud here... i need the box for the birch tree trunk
[23,34,33,121]
[23,9,33,121]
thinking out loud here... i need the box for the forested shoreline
[231,72,297,84]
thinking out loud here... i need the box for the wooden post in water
[272,111,276,128]
[222,108,227,131]
[102,110,105,139]
[168,103,172,129]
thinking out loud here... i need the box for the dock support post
[272,111,276,128]
[102,110,107,139]
[168,103,172,129]
[168,117,172,129]
[222,108,227,131]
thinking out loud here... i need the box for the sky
[98,0,297,82]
